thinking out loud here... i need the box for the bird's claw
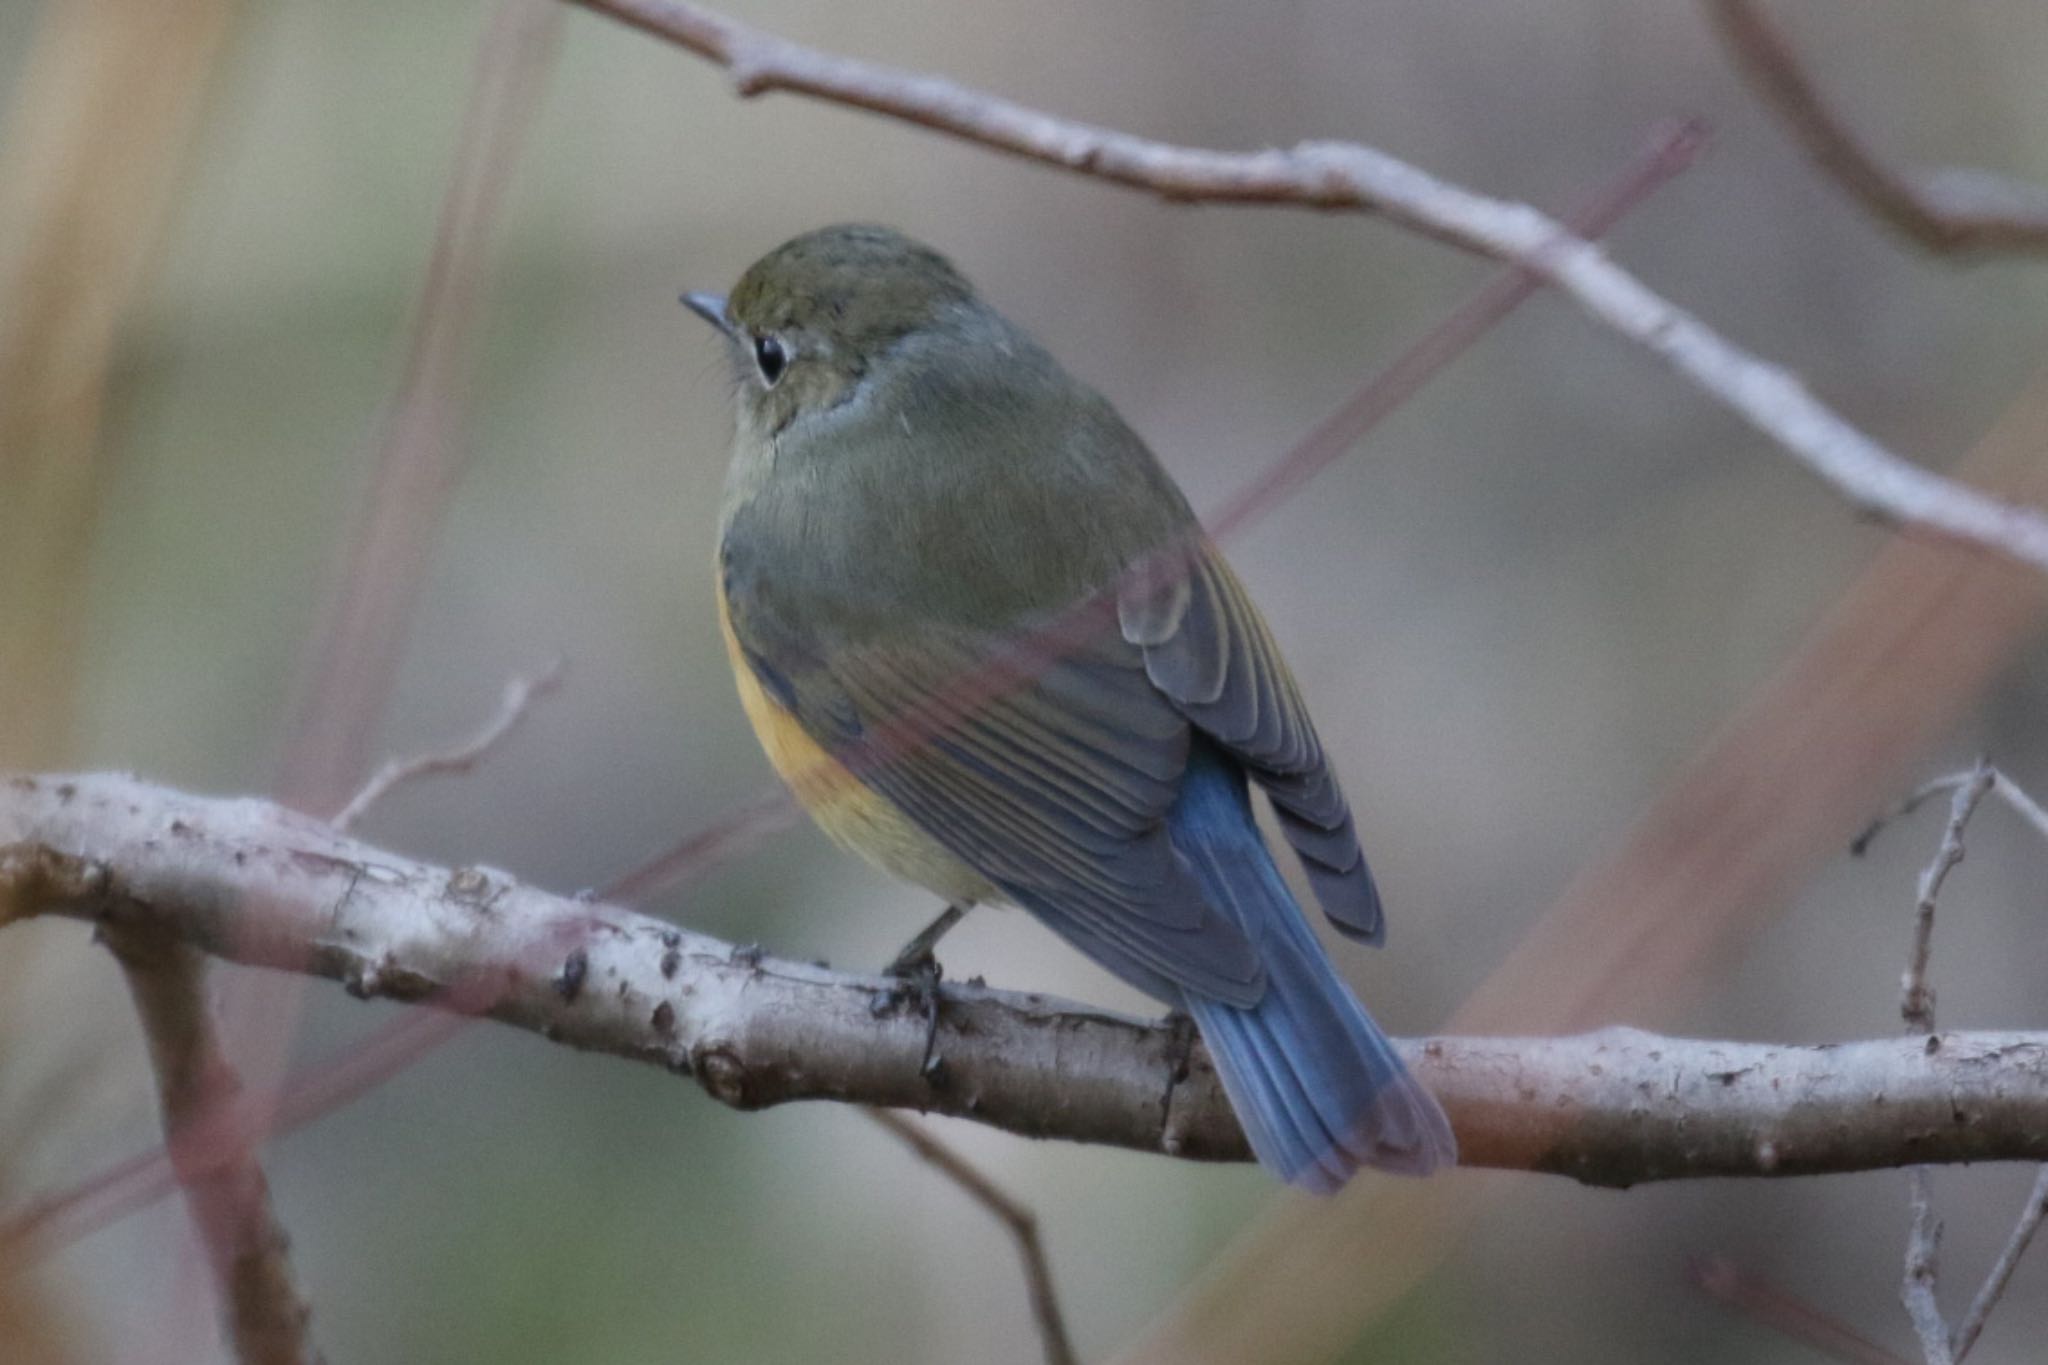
[874,944,947,1081]
[869,902,970,1082]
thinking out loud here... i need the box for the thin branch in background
[1898,761,1991,1035]
[332,655,567,832]
[572,0,2048,578]
[1902,1170,1954,1365]
[1704,0,2048,257]
[1203,116,1707,542]
[1856,765,2048,855]
[600,786,803,904]
[1689,1256,1914,1365]
[1951,1167,2048,1362]
[1827,762,2048,1362]
[865,1110,1076,1365]
[101,929,322,1365]
[1893,770,1986,1365]
[1885,761,2048,1364]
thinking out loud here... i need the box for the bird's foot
[872,902,970,1082]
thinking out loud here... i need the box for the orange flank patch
[714,576,996,906]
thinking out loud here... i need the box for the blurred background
[5,0,2048,1361]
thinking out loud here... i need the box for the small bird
[686,224,1454,1190]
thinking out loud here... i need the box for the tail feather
[1195,1001,1341,1189]
[1170,751,1455,1191]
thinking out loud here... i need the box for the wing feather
[757,622,1266,1006]
[1120,543,1386,944]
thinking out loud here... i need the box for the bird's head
[685,223,975,437]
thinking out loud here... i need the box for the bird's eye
[753,335,788,386]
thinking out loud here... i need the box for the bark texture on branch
[5,774,2048,1188]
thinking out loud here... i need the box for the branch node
[552,947,589,1001]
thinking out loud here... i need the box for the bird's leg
[885,901,969,978]
[874,901,971,1080]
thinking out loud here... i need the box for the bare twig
[1862,763,2048,1361]
[1858,765,2048,855]
[102,926,323,1365]
[569,0,2048,577]
[1890,760,2026,1365]
[865,1110,1076,1365]
[1899,762,1992,1034]
[1893,772,1986,1364]
[332,656,566,831]
[1854,776,1977,856]
[1902,1169,1955,1365]
[1982,773,2048,844]
[1689,1255,1914,1365]
[1909,767,2048,1364]
[1951,1166,2048,1361]
[1705,0,2048,257]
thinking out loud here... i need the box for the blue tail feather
[1169,746,1455,1190]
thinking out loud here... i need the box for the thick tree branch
[5,774,2048,1190]
[1705,0,2048,257]
[568,0,2048,574]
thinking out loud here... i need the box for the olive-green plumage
[688,224,1454,1187]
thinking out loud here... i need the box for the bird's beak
[681,291,733,336]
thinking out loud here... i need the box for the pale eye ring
[753,334,788,386]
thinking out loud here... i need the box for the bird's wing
[736,601,1267,1007]
[1118,540,1385,943]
